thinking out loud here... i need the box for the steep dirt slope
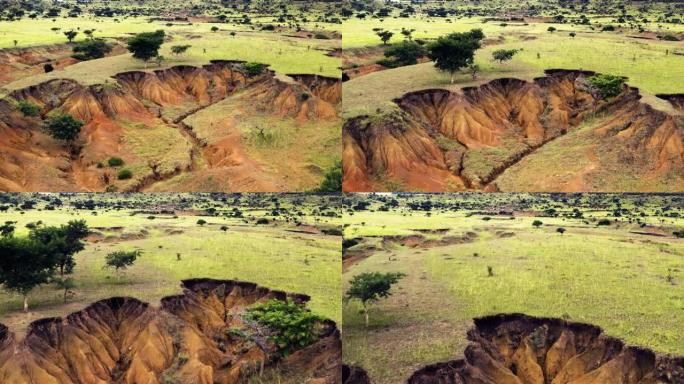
[343,70,684,192]
[0,279,341,384]
[407,314,684,384]
[0,62,340,192]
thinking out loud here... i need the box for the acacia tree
[492,49,518,64]
[28,220,89,278]
[127,30,165,68]
[0,237,55,312]
[384,41,427,66]
[105,250,141,280]
[64,30,78,43]
[427,29,484,84]
[345,272,405,327]
[376,30,394,45]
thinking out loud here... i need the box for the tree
[0,236,55,312]
[53,277,76,303]
[220,225,228,232]
[557,227,566,235]
[155,55,165,67]
[314,161,342,192]
[492,49,518,64]
[427,29,485,84]
[83,29,94,39]
[0,221,16,238]
[211,26,219,32]
[468,63,480,80]
[384,41,427,66]
[127,30,165,67]
[197,219,207,226]
[548,26,557,33]
[400,27,415,41]
[533,220,543,228]
[376,30,394,45]
[244,62,266,77]
[569,32,577,38]
[64,30,78,43]
[171,44,191,56]
[45,114,84,143]
[72,39,112,61]
[345,272,405,327]
[29,220,88,278]
[105,250,141,280]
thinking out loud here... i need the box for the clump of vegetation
[313,161,342,192]
[105,249,141,280]
[382,41,427,67]
[345,272,406,327]
[597,219,612,226]
[244,62,266,77]
[17,100,40,117]
[492,49,518,64]
[72,39,112,61]
[588,74,626,99]
[117,169,133,180]
[108,157,124,167]
[246,299,323,355]
[44,113,84,143]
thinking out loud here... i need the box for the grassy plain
[342,194,684,384]
[0,194,342,337]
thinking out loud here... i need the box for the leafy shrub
[314,33,329,39]
[313,161,342,192]
[588,74,625,99]
[44,113,84,142]
[597,219,611,226]
[117,169,133,180]
[108,157,124,167]
[661,34,680,41]
[246,299,323,355]
[17,100,40,117]
[72,39,112,61]
[244,62,266,77]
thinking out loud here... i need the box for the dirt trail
[0,279,341,384]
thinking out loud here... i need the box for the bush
[313,161,342,192]
[17,100,40,117]
[588,74,625,99]
[384,41,427,66]
[246,299,323,355]
[72,39,112,61]
[244,62,266,77]
[597,219,611,226]
[314,33,329,39]
[108,157,124,167]
[117,169,133,180]
[45,114,84,142]
[661,34,680,41]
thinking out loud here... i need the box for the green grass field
[0,194,342,337]
[342,194,684,384]
[342,16,684,118]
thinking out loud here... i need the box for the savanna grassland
[0,193,342,337]
[342,193,684,384]
[341,0,684,193]
[0,0,342,193]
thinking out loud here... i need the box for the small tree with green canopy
[492,49,518,64]
[0,236,55,312]
[171,44,191,56]
[427,29,485,84]
[383,41,427,66]
[127,30,165,67]
[105,250,141,280]
[64,30,78,43]
[17,100,40,117]
[533,220,543,228]
[376,30,394,45]
[72,39,112,61]
[314,161,342,192]
[45,113,84,144]
[345,272,406,327]
[0,221,16,238]
[557,227,566,235]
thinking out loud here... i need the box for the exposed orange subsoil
[343,70,684,192]
[406,314,684,384]
[0,62,341,192]
[0,279,341,384]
